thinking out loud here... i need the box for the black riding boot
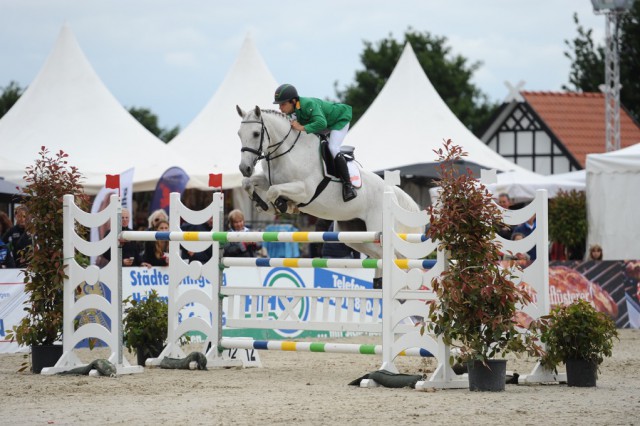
[335,153,357,202]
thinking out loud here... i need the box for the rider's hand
[291,120,305,132]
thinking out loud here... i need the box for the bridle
[240,115,301,183]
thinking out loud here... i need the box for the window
[499,132,515,155]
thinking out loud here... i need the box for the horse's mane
[257,108,291,123]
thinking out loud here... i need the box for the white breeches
[328,123,350,158]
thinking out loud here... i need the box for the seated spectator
[141,219,170,267]
[503,232,530,267]
[2,205,32,268]
[99,208,141,267]
[511,215,536,261]
[223,209,262,258]
[495,193,514,240]
[181,217,213,263]
[588,244,603,261]
[0,238,16,268]
[147,209,169,230]
[0,211,13,238]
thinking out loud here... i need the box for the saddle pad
[348,161,362,188]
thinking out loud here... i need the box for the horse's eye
[253,131,260,138]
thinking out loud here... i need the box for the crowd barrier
[44,172,560,387]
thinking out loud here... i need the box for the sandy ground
[1,329,639,426]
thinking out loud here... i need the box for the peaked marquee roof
[0,25,189,194]
[169,35,278,189]
[347,43,530,175]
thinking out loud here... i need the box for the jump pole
[221,257,436,270]
[221,338,433,357]
[119,230,430,244]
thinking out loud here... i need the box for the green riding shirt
[294,97,352,134]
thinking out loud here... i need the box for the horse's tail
[391,186,424,234]
[392,186,420,213]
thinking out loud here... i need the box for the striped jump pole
[221,338,433,358]
[221,257,436,270]
[120,230,381,243]
[120,230,430,244]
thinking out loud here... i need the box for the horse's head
[236,105,293,177]
[236,105,265,177]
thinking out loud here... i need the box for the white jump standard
[52,172,557,387]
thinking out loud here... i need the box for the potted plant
[123,290,169,366]
[425,140,544,391]
[7,147,88,373]
[540,299,618,387]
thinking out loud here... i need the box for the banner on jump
[2,260,639,353]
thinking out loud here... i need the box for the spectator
[0,238,16,268]
[512,215,536,261]
[2,205,32,268]
[588,244,603,261]
[0,211,13,237]
[503,232,530,267]
[223,209,262,258]
[141,219,170,267]
[99,208,141,267]
[496,193,513,240]
[147,209,169,230]
[181,217,213,264]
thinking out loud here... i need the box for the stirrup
[342,184,357,202]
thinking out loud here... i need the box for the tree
[564,5,640,121]
[0,81,24,119]
[128,106,180,143]
[335,29,498,135]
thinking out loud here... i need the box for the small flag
[209,173,222,188]
[105,174,120,190]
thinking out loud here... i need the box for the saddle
[319,138,362,187]
[319,138,337,177]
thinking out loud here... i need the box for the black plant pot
[467,359,507,392]
[31,344,63,374]
[566,358,598,387]
[136,342,164,367]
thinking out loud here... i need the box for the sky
[0,0,606,130]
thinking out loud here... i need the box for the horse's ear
[254,105,261,117]
[236,105,246,118]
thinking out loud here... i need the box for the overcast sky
[1,0,606,130]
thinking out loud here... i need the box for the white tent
[486,170,585,203]
[169,35,278,190]
[586,142,640,260]
[347,43,530,175]
[0,25,191,194]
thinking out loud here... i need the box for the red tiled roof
[521,91,640,167]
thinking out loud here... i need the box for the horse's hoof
[274,197,288,214]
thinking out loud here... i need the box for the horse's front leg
[243,174,275,213]
[266,181,308,214]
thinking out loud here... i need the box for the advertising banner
[3,260,639,353]
[0,270,28,353]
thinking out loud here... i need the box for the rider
[272,83,357,202]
